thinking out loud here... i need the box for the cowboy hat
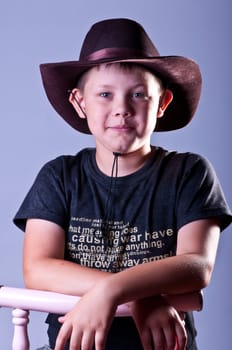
[40,18,202,133]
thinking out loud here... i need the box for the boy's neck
[95,146,155,177]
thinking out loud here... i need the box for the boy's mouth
[108,123,134,131]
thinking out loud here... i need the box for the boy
[14,18,232,350]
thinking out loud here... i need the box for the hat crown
[79,18,160,61]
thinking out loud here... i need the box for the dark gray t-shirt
[13,146,232,349]
[14,146,231,269]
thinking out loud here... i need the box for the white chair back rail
[0,286,202,350]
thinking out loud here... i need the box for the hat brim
[40,55,202,133]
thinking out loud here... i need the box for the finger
[151,327,166,350]
[54,323,73,350]
[174,321,187,350]
[95,329,107,350]
[68,327,82,350]
[58,316,65,324]
[178,312,186,321]
[80,330,95,350]
[162,325,177,350]
[139,329,153,350]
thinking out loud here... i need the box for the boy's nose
[113,97,133,117]
[114,110,131,117]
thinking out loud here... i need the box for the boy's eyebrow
[96,84,113,88]
[96,83,147,89]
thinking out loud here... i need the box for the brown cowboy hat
[40,18,202,134]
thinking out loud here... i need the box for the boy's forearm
[162,290,203,311]
[102,253,209,306]
[24,254,205,312]
[23,257,110,296]
[127,290,203,315]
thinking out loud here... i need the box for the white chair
[0,285,203,350]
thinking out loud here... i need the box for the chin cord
[102,152,122,241]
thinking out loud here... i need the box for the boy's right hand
[129,295,187,350]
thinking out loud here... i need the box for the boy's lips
[108,124,134,131]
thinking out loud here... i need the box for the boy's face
[71,64,170,156]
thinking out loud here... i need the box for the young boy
[14,18,232,350]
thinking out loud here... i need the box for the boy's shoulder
[154,147,215,181]
[36,148,95,180]
[157,146,210,167]
[43,147,95,168]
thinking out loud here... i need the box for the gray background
[0,0,231,349]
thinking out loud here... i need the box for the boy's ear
[69,88,87,119]
[157,89,173,118]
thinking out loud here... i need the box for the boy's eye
[100,92,111,98]
[132,92,148,99]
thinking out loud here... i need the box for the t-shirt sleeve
[13,158,69,232]
[175,154,232,231]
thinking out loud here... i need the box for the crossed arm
[23,218,220,350]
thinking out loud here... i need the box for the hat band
[84,47,151,61]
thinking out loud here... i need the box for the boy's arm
[24,218,216,350]
[101,219,220,305]
[24,218,214,308]
[55,219,219,350]
[23,219,109,296]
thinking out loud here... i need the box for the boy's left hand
[129,295,187,350]
[54,282,117,350]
